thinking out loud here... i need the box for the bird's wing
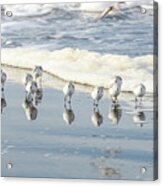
[95,6,113,21]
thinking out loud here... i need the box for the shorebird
[33,66,44,80]
[1,69,7,91]
[22,73,33,86]
[108,76,122,103]
[91,86,104,106]
[35,88,43,105]
[63,82,75,103]
[133,83,146,104]
[25,80,38,95]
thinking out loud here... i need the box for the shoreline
[2,64,154,96]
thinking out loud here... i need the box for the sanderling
[22,73,33,86]
[63,82,75,103]
[25,80,38,94]
[108,76,122,103]
[133,83,146,104]
[1,70,7,91]
[33,66,43,79]
[91,86,104,106]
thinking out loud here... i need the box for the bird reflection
[133,111,146,127]
[63,103,75,125]
[1,91,7,114]
[91,106,103,127]
[34,88,43,105]
[22,97,38,121]
[1,69,7,91]
[108,103,122,125]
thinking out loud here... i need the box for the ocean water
[1,1,157,180]
[1,1,155,92]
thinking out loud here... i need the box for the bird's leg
[69,103,72,110]
[139,97,143,108]
[93,100,96,111]
[1,83,4,92]
[35,91,39,104]
[40,78,42,88]
[95,100,99,107]
[115,96,118,105]
[1,91,4,99]
[93,99,96,106]
[68,95,71,104]
[64,96,66,102]
[96,105,99,113]
[135,97,138,108]
[38,77,42,89]
[64,101,67,109]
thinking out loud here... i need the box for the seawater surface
[1,2,155,92]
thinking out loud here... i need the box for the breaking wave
[1,47,154,93]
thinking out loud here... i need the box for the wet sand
[1,66,154,180]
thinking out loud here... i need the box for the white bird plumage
[109,76,122,103]
[63,82,75,103]
[22,73,33,86]
[133,83,146,103]
[25,81,38,94]
[1,70,7,91]
[33,66,43,79]
[91,86,104,106]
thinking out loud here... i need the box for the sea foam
[1,47,154,93]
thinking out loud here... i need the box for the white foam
[1,47,154,93]
[3,2,153,17]
[3,4,55,17]
[78,1,153,12]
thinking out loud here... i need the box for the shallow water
[1,67,154,180]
